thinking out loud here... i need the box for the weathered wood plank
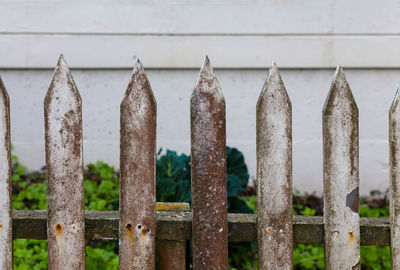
[390,84,400,268]
[11,210,390,245]
[323,66,360,269]
[191,56,228,269]
[120,58,157,270]
[44,55,85,269]
[256,62,292,269]
[157,240,186,270]
[157,203,189,270]
[0,76,11,269]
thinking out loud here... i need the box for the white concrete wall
[1,0,400,194]
[1,68,399,195]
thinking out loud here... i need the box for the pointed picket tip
[131,57,143,76]
[257,62,291,111]
[268,61,279,77]
[323,65,358,115]
[197,55,215,84]
[200,55,213,75]
[121,57,156,107]
[260,62,289,96]
[0,76,10,105]
[192,56,224,103]
[54,54,71,79]
[45,55,81,105]
[389,83,400,114]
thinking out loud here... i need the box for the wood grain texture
[119,58,157,270]
[44,55,85,269]
[191,56,228,270]
[256,63,292,269]
[10,210,390,246]
[390,84,400,268]
[0,76,12,269]
[323,66,360,269]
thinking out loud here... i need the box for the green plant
[156,147,253,213]
[12,146,253,269]
[13,240,48,270]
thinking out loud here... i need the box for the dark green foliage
[156,149,191,203]
[155,147,253,213]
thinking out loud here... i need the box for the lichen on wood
[323,66,360,269]
[119,58,157,270]
[0,76,12,270]
[44,55,85,269]
[256,62,293,269]
[390,84,400,268]
[11,210,390,246]
[191,56,228,269]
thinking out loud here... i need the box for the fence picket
[323,66,360,269]
[191,56,228,269]
[44,55,85,269]
[119,58,157,269]
[0,76,11,269]
[256,63,293,269]
[390,84,400,268]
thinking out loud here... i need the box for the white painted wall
[0,68,399,195]
[1,0,400,69]
[1,0,400,194]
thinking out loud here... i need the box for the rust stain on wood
[44,55,85,269]
[119,58,156,270]
[10,210,392,246]
[190,56,228,269]
[55,224,62,234]
[348,229,355,243]
[256,62,293,269]
[0,76,12,270]
[323,66,360,269]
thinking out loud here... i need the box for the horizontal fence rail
[1,54,400,269]
[11,210,390,246]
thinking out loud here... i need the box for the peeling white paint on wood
[44,55,85,269]
[256,63,292,269]
[119,58,157,270]
[323,66,360,269]
[0,76,11,270]
[389,84,400,268]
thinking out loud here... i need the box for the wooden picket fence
[0,54,398,269]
